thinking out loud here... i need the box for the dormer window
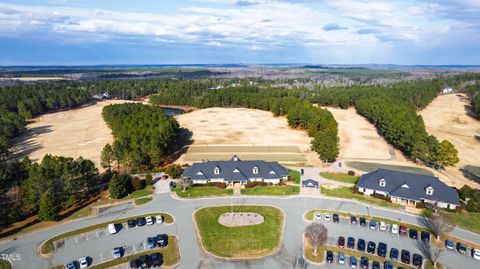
[425,186,434,195]
[379,178,386,187]
[214,167,220,175]
[269,170,276,175]
[233,168,240,173]
[253,166,258,175]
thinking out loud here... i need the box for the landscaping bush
[416,201,426,209]
[244,182,268,189]
[164,165,184,179]
[145,174,153,186]
[131,177,145,191]
[348,170,355,176]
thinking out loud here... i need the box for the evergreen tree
[38,188,59,221]
[100,144,114,172]
[436,140,459,166]
[108,174,126,199]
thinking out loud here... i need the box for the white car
[314,212,322,221]
[146,216,154,226]
[391,224,399,234]
[324,213,331,222]
[473,249,480,260]
[107,223,117,234]
[156,215,164,224]
[379,221,387,231]
[78,257,89,268]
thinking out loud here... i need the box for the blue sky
[0,0,479,65]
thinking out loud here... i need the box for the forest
[101,103,180,170]
[466,81,480,118]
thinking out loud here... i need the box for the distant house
[357,169,460,209]
[302,179,319,189]
[181,155,288,185]
[441,87,454,94]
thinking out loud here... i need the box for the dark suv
[412,253,423,268]
[347,237,355,249]
[367,241,376,254]
[326,251,334,263]
[409,229,418,239]
[390,248,399,261]
[137,217,146,226]
[421,231,430,242]
[456,242,467,254]
[401,249,410,264]
[357,239,366,252]
[351,216,357,224]
[150,252,163,267]
[360,256,369,269]
[127,219,137,228]
[333,214,340,223]
[377,242,387,258]
[359,217,367,226]
[156,234,168,248]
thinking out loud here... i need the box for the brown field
[174,107,321,165]
[12,100,132,169]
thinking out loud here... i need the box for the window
[379,178,386,187]
[214,167,220,175]
[425,186,434,195]
[253,166,258,174]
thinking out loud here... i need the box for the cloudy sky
[0,0,479,65]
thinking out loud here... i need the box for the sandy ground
[174,107,322,165]
[12,100,132,169]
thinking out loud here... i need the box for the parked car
[456,242,467,254]
[412,254,423,268]
[369,220,377,230]
[359,217,366,226]
[351,216,357,224]
[377,242,387,258]
[391,224,399,234]
[147,237,156,249]
[421,231,430,242]
[129,259,141,269]
[401,249,410,264]
[367,241,376,254]
[360,256,369,269]
[333,214,340,223]
[399,225,408,237]
[347,237,355,249]
[409,229,418,239]
[372,261,380,269]
[338,252,345,264]
[150,252,163,267]
[337,236,346,248]
[472,249,480,260]
[314,212,322,221]
[326,251,334,263]
[156,234,168,248]
[445,239,454,250]
[78,257,89,268]
[139,255,150,268]
[127,219,137,228]
[64,262,75,269]
[156,215,163,224]
[390,248,399,261]
[324,213,331,222]
[349,256,357,268]
[169,181,176,190]
[146,216,154,226]
[107,223,117,234]
[379,221,387,231]
[137,217,146,226]
[357,239,366,252]
[384,261,393,269]
[112,247,123,259]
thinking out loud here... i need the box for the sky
[0,0,479,65]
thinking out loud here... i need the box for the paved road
[1,194,479,269]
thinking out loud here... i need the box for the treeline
[311,79,459,166]
[466,81,480,118]
[150,85,339,161]
[101,103,180,170]
[458,185,480,212]
[0,155,99,229]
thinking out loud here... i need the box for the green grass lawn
[320,186,399,209]
[0,259,11,269]
[442,211,480,234]
[319,172,358,184]
[175,186,233,198]
[288,169,301,184]
[194,206,284,258]
[134,197,152,206]
[241,185,300,196]
[41,212,174,255]
[346,161,433,176]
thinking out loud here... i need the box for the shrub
[348,170,355,176]
[422,208,433,217]
[164,165,184,179]
[131,177,145,191]
[244,182,268,189]
[145,174,153,186]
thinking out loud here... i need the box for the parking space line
[100,253,103,262]
[75,237,78,245]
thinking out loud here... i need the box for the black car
[367,241,376,254]
[137,217,146,226]
[390,247,399,261]
[412,253,423,268]
[139,255,150,268]
[347,237,355,249]
[127,219,137,228]
[456,242,467,254]
[156,234,168,247]
[409,229,418,239]
[150,252,163,267]
[326,251,334,263]
[377,242,387,258]
[351,216,357,224]
[129,258,141,269]
[169,181,176,190]
[359,217,366,226]
[421,231,430,242]
[357,239,366,252]
[360,256,369,269]
[401,249,410,264]
[333,214,340,223]
[372,261,380,269]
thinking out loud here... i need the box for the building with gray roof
[181,155,288,185]
[357,169,460,209]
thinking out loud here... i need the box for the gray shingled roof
[302,179,319,187]
[357,169,459,205]
[181,155,288,182]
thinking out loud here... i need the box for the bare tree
[417,240,444,268]
[304,222,328,255]
[426,214,455,240]
[179,177,192,192]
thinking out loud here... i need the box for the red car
[400,225,408,237]
[337,236,345,248]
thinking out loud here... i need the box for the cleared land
[174,107,320,165]
[12,100,131,169]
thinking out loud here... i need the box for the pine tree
[100,144,114,172]
[108,174,126,199]
[38,188,59,221]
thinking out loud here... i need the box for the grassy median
[0,259,11,269]
[241,185,299,196]
[319,172,358,184]
[194,206,284,258]
[40,212,173,255]
[175,186,233,198]
[320,186,399,209]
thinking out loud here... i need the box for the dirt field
[174,107,320,165]
[325,107,401,160]
[12,100,132,169]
